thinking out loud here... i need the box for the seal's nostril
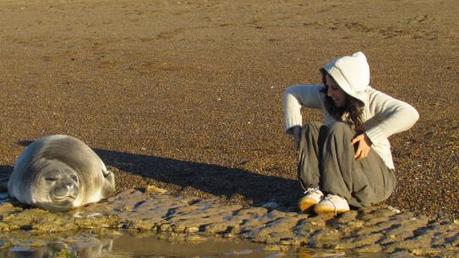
[71,175,78,182]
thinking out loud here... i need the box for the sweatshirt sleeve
[365,90,419,143]
[283,84,324,133]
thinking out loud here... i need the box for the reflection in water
[2,235,114,258]
[1,232,290,258]
[108,234,282,258]
[2,231,373,258]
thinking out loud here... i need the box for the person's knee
[302,121,321,131]
[328,122,353,136]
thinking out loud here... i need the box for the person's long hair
[320,68,365,132]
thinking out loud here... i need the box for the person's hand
[287,126,302,151]
[351,133,372,160]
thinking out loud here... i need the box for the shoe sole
[298,198,318,212]
[314,205,349,215]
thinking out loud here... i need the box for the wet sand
[0,0,457,222]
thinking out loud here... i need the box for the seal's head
[30,159,83,211]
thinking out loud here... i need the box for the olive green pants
[298,122,396,207]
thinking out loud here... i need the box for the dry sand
[0,0,457,220]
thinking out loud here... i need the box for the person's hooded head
[321,51,370,107]
[320,51,370,131]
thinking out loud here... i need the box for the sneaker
[314,194,350,215]
[298,188,324,212]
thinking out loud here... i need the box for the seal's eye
[45,177,58,182]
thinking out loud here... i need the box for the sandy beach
[0,0,457,222]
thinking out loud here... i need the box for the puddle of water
[0,231,293,258]
[107,234,287,258]
[0,231,386,258]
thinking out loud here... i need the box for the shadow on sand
[14,140,301,209]
[95,148,301,208]
[0,165,14,192]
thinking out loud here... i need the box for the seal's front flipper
[101,169,115,196]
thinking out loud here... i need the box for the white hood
[323,51,370,105]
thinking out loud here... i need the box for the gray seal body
[8,135,115,211]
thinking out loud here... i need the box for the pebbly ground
[0,0,457,222]
[0,0,458,256]
[0,187,457,257]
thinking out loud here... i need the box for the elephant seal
[8,135,115,211]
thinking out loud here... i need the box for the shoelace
[323,195,338,214]
[304,188,320,195]
[323,195,334,200]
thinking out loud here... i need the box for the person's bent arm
[365,91,419,144]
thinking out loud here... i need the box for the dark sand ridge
[0,0,457,220]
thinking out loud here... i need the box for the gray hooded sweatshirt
[283,52,419,169]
